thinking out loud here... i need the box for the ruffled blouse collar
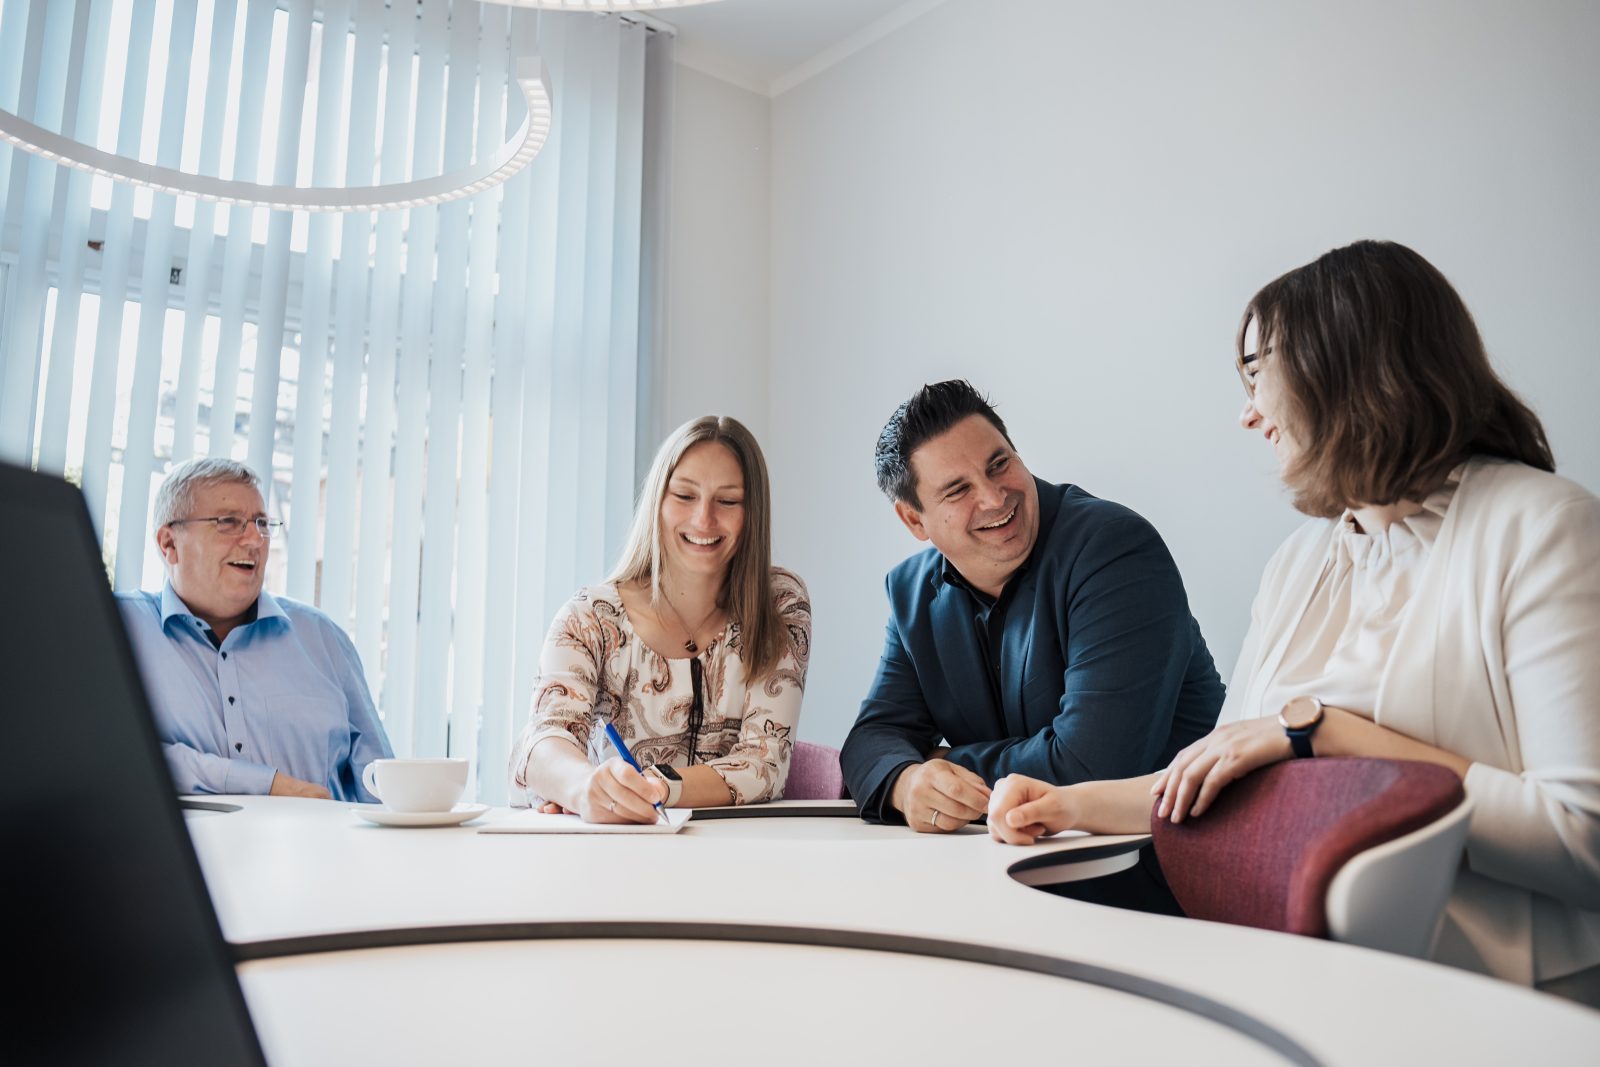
[1334,465,1463,568]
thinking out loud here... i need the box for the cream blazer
[1221,457,1600,984]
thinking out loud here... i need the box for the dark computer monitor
[1,462,266,1065]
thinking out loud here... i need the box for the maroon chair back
[785,741,849,801]
[1150,758,1465,938]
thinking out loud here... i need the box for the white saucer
[352,803,490,828]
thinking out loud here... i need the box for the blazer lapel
[1247,532,1333,721]
[1375,462,1476,743]
[1003,580,1037,737]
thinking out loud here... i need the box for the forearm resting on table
[676,765,736,807]
[992,771,1158,838]
[1060,774,1163,835]
[993,772,1178,844]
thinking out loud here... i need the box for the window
[0,2,663,803]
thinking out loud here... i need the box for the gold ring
[930,810,940,829]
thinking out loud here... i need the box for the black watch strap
[1278,696,1324,759]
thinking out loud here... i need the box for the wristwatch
[1278,695,1325,759]
[646,764,683,807]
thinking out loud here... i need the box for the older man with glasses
[116,458,392,801]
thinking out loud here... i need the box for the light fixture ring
[0,59,551,212]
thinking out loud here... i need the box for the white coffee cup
[361,758,469,813]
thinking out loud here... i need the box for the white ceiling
[659,0,939,97]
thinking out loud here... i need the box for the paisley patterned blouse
[510,568,811,807]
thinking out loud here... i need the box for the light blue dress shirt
[116,582,393,801]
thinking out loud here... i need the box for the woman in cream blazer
[985,240,1600,1003]
[1227,454,1600,989]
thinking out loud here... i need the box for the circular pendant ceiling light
[0,57,550,213]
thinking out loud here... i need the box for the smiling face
[1237,315,1304,474]
[659,441,746,585]
[155,478,269,633]
[895,414,1040,597]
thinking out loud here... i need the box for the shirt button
[221,652,228,660]
[228,696,235,705]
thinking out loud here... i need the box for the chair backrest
[785,740,849,800]
[1150,757,1467,954]
[1324,794,1472,957]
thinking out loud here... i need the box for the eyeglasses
[168,515,285,539]
[1236,349,1260,398]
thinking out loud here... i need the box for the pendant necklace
[660,589,719,654]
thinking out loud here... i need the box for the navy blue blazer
[842,478,1225,822]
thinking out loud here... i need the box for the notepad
[477,808,693,834]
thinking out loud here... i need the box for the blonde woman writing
[511,416,811,822]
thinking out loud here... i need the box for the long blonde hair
[608,416,786,680]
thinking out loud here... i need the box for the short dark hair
[1242,239,1554,518]
[875,380,1014,507]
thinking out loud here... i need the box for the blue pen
[602,721,668,824]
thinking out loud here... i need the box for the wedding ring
[607,800,616,813]
[930,810,940,829]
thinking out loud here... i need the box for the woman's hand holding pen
[575,757,669,824]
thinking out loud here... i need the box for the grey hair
[152,458,263,530]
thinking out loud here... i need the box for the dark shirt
[841,477,1225,823]
[944,555,1027,714]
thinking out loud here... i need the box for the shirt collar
[938,552,1032,607]
[255,590,286,622]
[159,580,281,632]
[159,580,195,627]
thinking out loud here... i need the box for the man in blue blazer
[842,381,1225,837]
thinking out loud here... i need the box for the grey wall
[668,0,1600,745]
[661,64,772,442]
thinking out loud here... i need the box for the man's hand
[891,759,991,833]
[574,757,669,824]
[270,772,332,800]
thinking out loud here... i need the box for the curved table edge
[234,919,1322,1066]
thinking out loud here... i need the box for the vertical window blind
[0,0,670,803]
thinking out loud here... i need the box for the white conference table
[184,796,1600,1065]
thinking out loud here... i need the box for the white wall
[661,64,772,441]
[760,0,1600,746]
